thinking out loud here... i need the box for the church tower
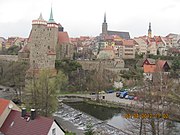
[102,12,108,36]
[148,22,152,38]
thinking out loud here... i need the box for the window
[52,128,56,135]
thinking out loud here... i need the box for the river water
[65,102,180,135]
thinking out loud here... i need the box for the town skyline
[0,0,180,38]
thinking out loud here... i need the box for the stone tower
[29,8,58,71]
[148,22,152,38]
[102,12,108,36]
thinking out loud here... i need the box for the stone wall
[29,23,58,69]
[0,55,18,62]
[77,59,125,71]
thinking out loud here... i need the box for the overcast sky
[0,0,180,38]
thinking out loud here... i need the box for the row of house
[0,37,27,51]
[0,98,65,135]
[69,15,180,60]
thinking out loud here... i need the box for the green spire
[48,7,55,23]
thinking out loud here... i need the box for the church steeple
[38,13,44,20]
[102,12,108,36]
[48,7,55,23]
[104,12,106,23]
[148,22,152,38]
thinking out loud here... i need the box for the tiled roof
[143,65,156,73]
[107,30,130,40]
[0,110,54,135]
[145,58,156,65]
[103,46,114,51]
[122,39,134,46]
[0,98,10,116]
[156,60,167,70]
[58,32,70,44]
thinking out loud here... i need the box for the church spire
[104,12,106,23]
[38,13,44,20]
[48,6,55,23]
[102,12,108,36]
[148,22,152,38]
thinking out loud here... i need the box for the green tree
[172,58,180,71]
[25,69,67,116]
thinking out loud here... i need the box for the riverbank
[54,104,127,135]
[59,93,180,122]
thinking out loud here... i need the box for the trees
[0,61,29,100]
[25,69,67,116]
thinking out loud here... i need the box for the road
[61,93,139,106]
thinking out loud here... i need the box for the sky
[0,0,180,38]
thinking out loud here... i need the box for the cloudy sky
[0,0,180,38]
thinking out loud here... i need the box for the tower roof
[148,22,151,32]
[38,13,44,20]
[104,12,106,23]
[48,7,56,23]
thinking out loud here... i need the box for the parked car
[99,91,105,94]
[116,91,121,97]
[90,92,96,95]
[134,96,138,100]
[106,90,114,93]
[120,91,128,98]
[128,96,134,100]
[125,95,129,99]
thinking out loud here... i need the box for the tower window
[48,46,50,49]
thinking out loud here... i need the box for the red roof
[103,46,114,51]
[156,60,167,70]
[58,32,70,44]
[0,98,10,116]
[0,110,54,135]
[143,65,156,73]
[122,39,134,46]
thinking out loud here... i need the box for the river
[65,101,180,135]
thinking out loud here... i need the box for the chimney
[21,108,26,117]
[30,109,36,120]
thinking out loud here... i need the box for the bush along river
[62,101,180,135]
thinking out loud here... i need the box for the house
[143,59,170,81]
[142,58,156,66]
[0,98,21,128]
[156,60,170,72]
[0,98,65,135]
[134,38,148,55]
[97,46,115,59]
[120,39,136,59]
